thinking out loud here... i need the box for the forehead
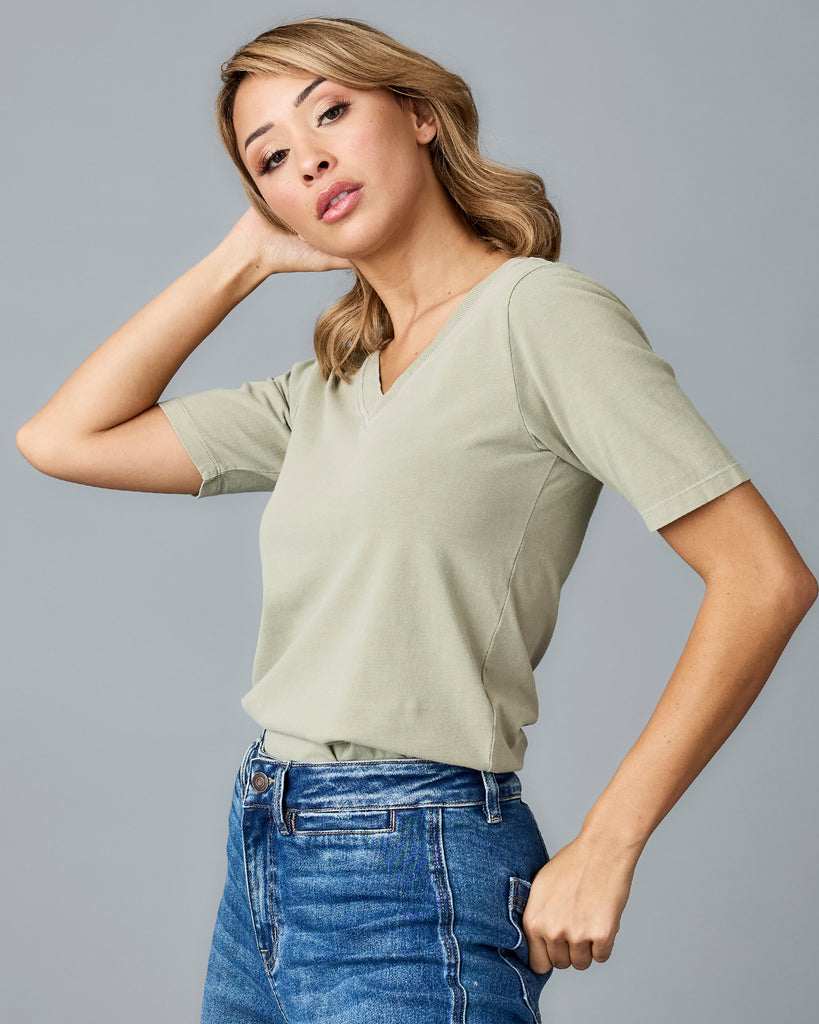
[233,72,325,130]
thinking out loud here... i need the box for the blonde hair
[216,16,562,384]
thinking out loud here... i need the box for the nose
[300,156,331,183]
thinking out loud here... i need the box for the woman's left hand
[523,831,641,973]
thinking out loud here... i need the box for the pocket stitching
[288,806,396,835]
[508,876,531,947]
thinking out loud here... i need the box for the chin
[314,231,375,262]
[326,218,408,263]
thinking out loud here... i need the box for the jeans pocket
[500,875,552,1023]
[287,806,396,835]
[506,876,533,964]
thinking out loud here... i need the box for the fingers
[591,937,614,965]
[560,940,593,971]
[527,930,614,974]
[527,934,553,975]
[529,936,591,973]
[547,937,571,971]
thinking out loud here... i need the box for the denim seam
[265,892,288,1023]
[267,971,289,1024]
[430,806,468,1023]
[265,832,279,974]
[262,817,288,1022]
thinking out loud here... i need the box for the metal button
[251,771,271,793]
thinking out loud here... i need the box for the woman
[15,15,816,1024]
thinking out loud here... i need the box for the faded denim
[201,734,554,1023]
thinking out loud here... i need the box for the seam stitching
[481,455,558,770]
[506,265,561,454]
[639,461,743,517]
[430,807,468,1023]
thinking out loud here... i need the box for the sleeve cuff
[640,462,751,531]
[157,397,220,498]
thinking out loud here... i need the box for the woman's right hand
[224,206,354,276]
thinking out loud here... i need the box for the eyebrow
[243,77,327,153]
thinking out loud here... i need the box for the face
[232,72,439,259]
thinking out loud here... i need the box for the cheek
[354,123,424,195]
[353,119,401,167]
[258,183,302,228]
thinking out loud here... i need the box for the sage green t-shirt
[158,257,748,771]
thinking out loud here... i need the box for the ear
[410,99,438,145]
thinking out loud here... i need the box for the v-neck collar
[357,257,529,423]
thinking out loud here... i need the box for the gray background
[3,1,817,1020]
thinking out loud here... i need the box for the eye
[317,101,350,125]
[259,149,287,175]
[256,100,351,177]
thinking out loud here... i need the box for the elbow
[16,420,39,467]
[766,559,818,626]
[793,564,819,617]
[708,551,819,632]
[16,420,60,476]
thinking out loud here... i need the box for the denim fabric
[201,735,554,1023]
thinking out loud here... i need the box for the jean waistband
[239,735,522,832]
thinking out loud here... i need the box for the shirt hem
[641,462,750,531]
[157,397,223,498]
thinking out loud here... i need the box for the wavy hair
[216,16,562,383]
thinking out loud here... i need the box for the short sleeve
[157,359,313,498]
[507,263,750,531]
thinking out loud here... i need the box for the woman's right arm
[15,209,349,495]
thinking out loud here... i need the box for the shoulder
[506,258,652,355]
[280,356,320,385]
[507,258,634,314]
[273,355,320,395]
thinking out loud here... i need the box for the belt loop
[480,770,502,824]
[240,738,257,790]
[272,761,292,835]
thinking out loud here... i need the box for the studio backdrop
[3,2,817,1022]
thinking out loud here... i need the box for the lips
[316,180,362,220]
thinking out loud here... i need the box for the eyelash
[257,101,352,176]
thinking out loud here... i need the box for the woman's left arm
[524,480,817,974]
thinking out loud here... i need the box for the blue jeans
[202,734,554,1023]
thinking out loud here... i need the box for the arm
[523,480,817,973]
[15,209,350,494]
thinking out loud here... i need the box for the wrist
[577,803,652,863]
[213,231,276,293]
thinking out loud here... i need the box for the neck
[349,180,506,341]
